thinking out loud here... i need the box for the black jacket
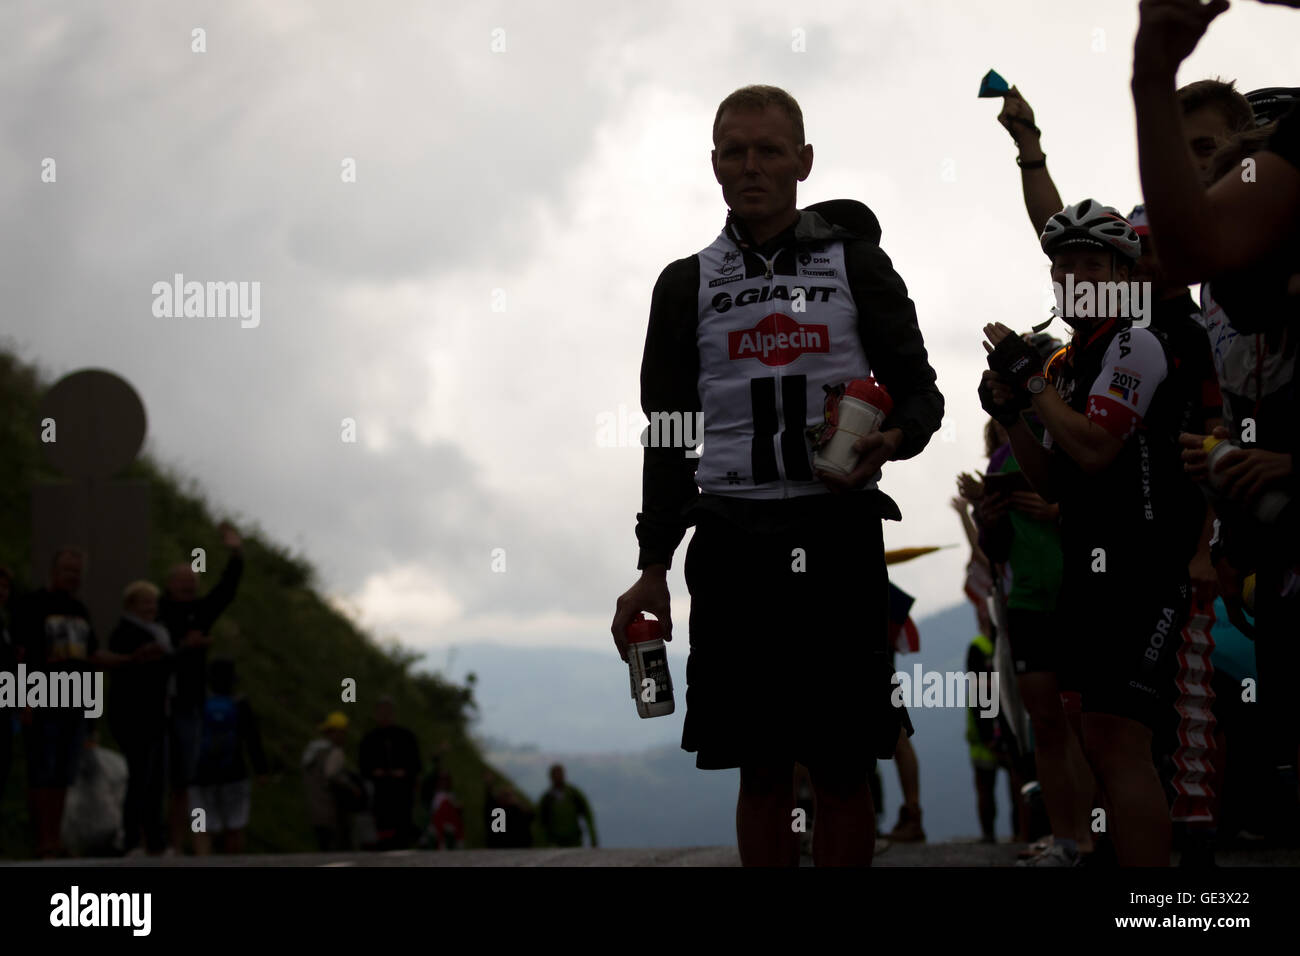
[159,550,244,712]
[108,616,174,731]
[635,199,944,569]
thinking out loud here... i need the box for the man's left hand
[815,428,902,494]
[1215,447,1293,502]
[1134,0,1230,80]
[220,522,242,551]
[983,323,1041,393]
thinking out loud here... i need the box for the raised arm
[197,527,245,630]
[1132,0,1300,281]
[997,87,1066,236]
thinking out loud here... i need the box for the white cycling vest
[694,225,873,498]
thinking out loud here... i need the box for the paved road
[6,841,1298,867]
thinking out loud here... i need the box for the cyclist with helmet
[972,332,1102,866]
[980,199,1201,867]
[994,84,1226,608]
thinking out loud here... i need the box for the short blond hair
[713,85,805,148]
[123,580,160,605]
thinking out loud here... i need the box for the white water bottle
[1204,436,1292,524]
[625,613,674,718]
[812,378,893,476]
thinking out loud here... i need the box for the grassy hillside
[0,349,519,857]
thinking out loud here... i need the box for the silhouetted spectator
[484,773,535,849]
[108,580,175,856]
[0,566,14,810]
[538,764,597,848]
[426,770,464,850]
[190,660,266,856]
[359,695,421,850]
[11,548,123,858]
[160,522,244,852]
[302,712,362,852]
[418,739,452,811]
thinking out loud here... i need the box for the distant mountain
[452,601,1020,846]
[439,643,683,754]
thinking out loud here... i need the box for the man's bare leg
[810,761,875,866]
[894,729,920,810]
[1082,712,1171,866]
[736,762,797,867]
[1018,672,1095,852]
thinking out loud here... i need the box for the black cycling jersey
[1044,318,1200,580]
[1150,291,1222,437]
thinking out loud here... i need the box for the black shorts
[1057,571,1190,729]
[1005,606,1061,678]
[680,494,906,771]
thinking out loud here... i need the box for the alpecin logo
[727,313,829,367]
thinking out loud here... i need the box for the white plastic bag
[61,744,128,856]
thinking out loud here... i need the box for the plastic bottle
[812,378,893,476]
[1203,436,1292,525]
[625,613,674,718]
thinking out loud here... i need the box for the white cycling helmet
[1040,199,1141,262]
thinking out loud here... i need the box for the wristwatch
[1026,374,1047,395]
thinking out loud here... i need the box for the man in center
[611,85,944,866]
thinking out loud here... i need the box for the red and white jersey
[693,230,873,498]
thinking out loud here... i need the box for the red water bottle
[812,378,893,476]
[626,613,674,718]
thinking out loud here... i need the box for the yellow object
[884,545,951,566]
[319,711,349,731]
[1203,435,1225,453]
[1242,574,1257,613]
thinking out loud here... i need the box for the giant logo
[727,313,830,366]
[711,284,835,314]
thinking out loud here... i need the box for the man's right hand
[976,491,1011,525]
[979,370,1027,425]
[997,87,1040,147]
[1180,426,1228,480]
[611,568,672,663]
[956,471,985,502]
[1009,490,1057,522]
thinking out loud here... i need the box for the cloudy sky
[3,0,1297,657]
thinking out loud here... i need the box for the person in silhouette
[359,695,421,849]
[13,548,124,858]
[611,84,941,868]
[108,580,175,856]
[190,660,266,855]
[303,712,362,851]
[159,522,244,853]
[538,764,597,848]
[0,566,15,813]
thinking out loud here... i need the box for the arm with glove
[983,321,1125,478]
[978,325,1056,500]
